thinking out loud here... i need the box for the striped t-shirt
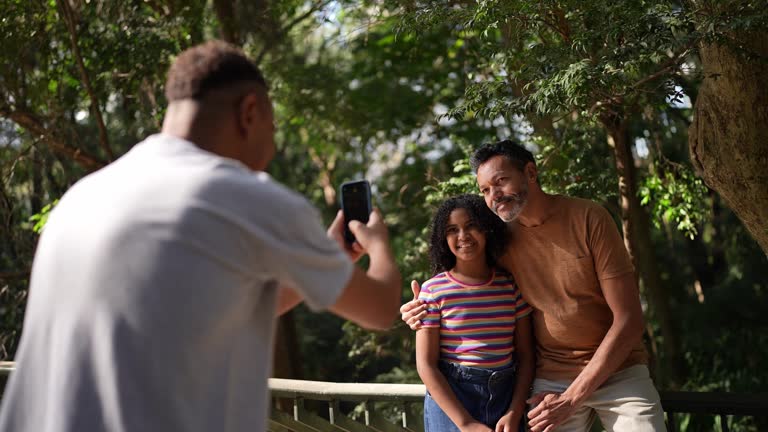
[418,270,531,369]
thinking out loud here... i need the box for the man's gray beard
[492,187,528,222]
[497,202,525,222]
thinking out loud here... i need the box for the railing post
[293,397,302,421]
[720,414,729,432]
[363,400,372,427]
[403,401,423,432]
[399,401,408,429]
[329,399,338,425]
[667,411,677,432]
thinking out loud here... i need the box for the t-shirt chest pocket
[562,255,599,290]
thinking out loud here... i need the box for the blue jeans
[424,360,522,432]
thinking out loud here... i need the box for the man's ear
[524,161,538,183]
[236,92,261,137]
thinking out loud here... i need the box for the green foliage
[639,166,709,239]
[535,120,618,200]
[395,0,699,121]
[424,157,477,206]
[27,200,58,234]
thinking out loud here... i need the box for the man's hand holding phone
[324,181,401,331]
[327,208,389,262]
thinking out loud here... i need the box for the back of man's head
[165,40,266,102]
[470,139,535,173]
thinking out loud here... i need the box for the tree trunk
[57,0,114,161]
[685,190,727,300]
[30,147,43,215]
[271,311,303,413]
[272,312,302,379]
[602,114,682,387]
[212,0,241,45]
[689,31,768,254]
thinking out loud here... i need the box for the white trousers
[530,365,667,432]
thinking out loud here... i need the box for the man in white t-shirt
[0,40,401,432]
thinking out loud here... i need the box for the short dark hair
[469,139,535,173]
[428,194,508,275]
[164,40,267,101]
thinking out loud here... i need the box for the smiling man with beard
[401,140,666,432]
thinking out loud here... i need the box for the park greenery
[1,1,767,430]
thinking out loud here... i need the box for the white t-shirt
[0,134,353,432]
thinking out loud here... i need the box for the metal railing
[1,362,767,431]
[659,390,768,432]
[269,378,424,432]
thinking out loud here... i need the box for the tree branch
[530,3,570,42]
[589,39,698,115]
[0,270,30,281]
[551,7,571,43]
[632,39,698,90]
[57,0,114,161]
[256,0,334,65]
[1,106,106,171]
[140,77,162,129]
[282,0,334,36]
[308,147,337,207]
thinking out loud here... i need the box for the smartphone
[340,180,372,244]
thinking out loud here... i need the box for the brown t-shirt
[498,196,647,380]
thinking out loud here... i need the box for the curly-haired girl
[417,194,534,432]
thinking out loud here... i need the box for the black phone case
[340,180,372,244]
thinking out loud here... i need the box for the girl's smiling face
[445,208,487,264]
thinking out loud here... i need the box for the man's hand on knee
[527,392,578,432]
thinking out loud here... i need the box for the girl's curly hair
[428,194,508,275]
